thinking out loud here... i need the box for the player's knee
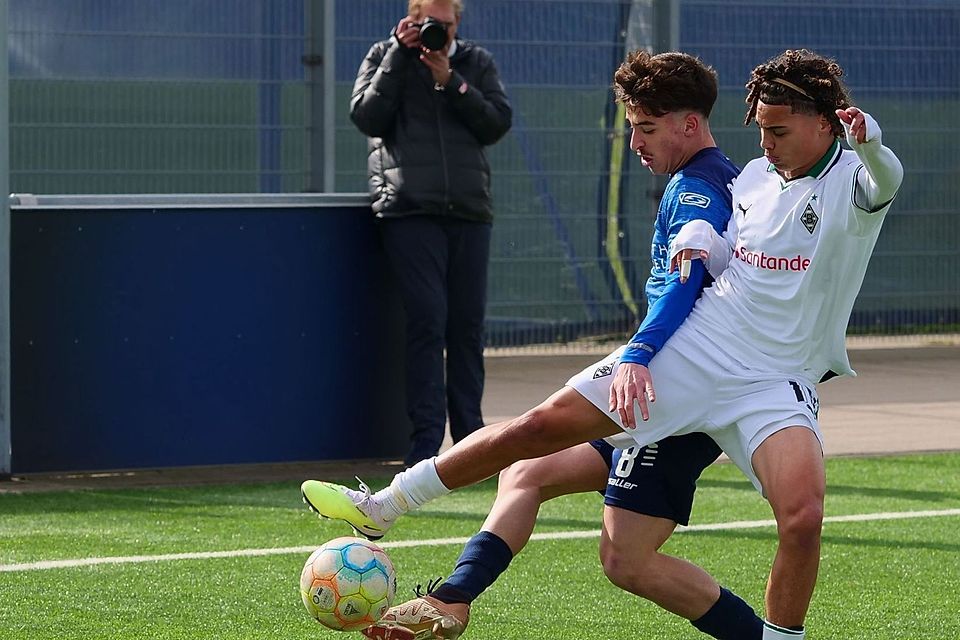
[496,408,554,456]
[599,540,656,595]
[599,541,630,590]
[777,498,824,547]
[499,459,545,493]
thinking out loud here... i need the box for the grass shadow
[682,527,960,554]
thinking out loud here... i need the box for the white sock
[374,458,450,519]
[763,620,804,639]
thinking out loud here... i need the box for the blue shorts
[589,432,721,526]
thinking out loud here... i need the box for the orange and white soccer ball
[299,537,397,631]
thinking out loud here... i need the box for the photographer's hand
[421,48,452,86]
[393,16,420,48]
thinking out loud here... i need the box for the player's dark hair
[744,49,852,137]
[613,50,718,118]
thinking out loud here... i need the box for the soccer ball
[299,536,397,631]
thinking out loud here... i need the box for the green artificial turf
[2,453,958,639]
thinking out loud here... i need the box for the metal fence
[8,0,960,346]
[10,0,309,193]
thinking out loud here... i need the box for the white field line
[3,508,959,573]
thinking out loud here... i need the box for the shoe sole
[300,487,384,541]
[361,625,417,640]
[362,621,461,640]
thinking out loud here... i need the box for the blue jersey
[621,147,739,366]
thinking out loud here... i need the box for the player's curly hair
[744,49,852,137]
[613,50,718,118]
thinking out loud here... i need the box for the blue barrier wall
[10,195,410,473]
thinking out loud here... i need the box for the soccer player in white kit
[302,49,903,640]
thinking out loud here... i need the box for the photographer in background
[350,0,512,467]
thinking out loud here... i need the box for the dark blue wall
[11,203,411,473]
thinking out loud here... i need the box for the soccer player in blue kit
[307,50,763,640]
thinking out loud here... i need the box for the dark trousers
[378,215,491,464]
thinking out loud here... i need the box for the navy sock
[691,587,764,640]
[431,531,514,605]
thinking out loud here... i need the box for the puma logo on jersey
[679,192,711,208]
[737,202,752,216]
[800,202,819,234]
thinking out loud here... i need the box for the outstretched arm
[836,107,903,212]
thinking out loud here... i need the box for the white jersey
[681,140,894,383]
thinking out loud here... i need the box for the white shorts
[566,327,823,494]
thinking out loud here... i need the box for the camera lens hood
[419,18,448,51]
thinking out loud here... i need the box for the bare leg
[752,426,825,628]
[435,387,620,490]
[482,442,609,554]
[600,505,721,620]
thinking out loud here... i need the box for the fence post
[652,0,679,54]
[304,0,336,192]
[0,0,11,478]
[648,0,679,224]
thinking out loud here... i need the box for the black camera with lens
[414,17,449,51]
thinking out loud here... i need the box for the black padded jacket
[350,36,512,223]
